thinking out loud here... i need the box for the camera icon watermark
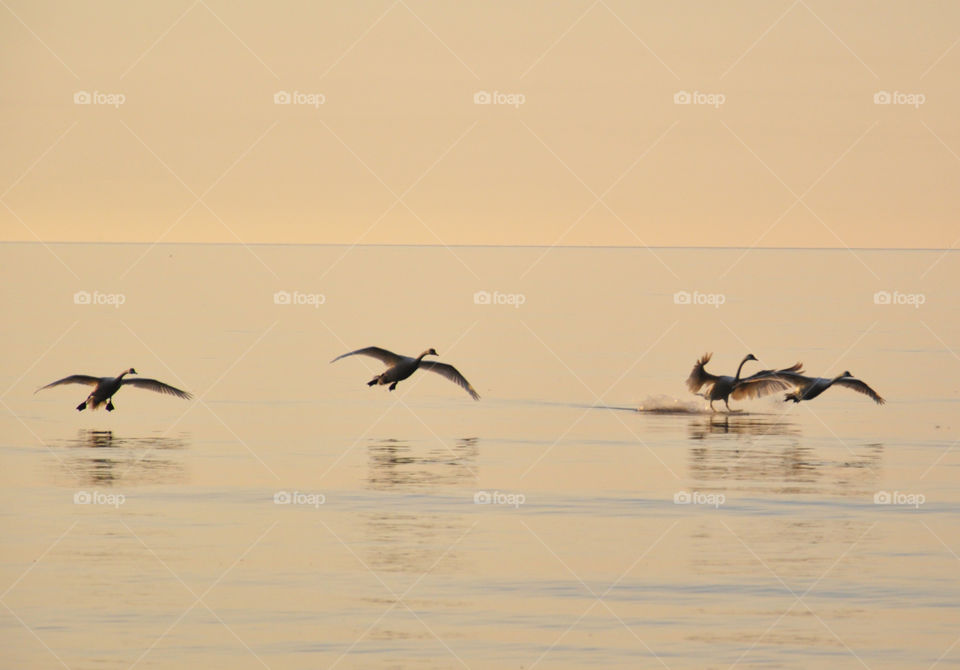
[874,490,924,508]
[673,290,725,308]
[273,290,325,308]
[274,90,325,108]
[74,490,125,507]
[674,90,725,108]
[274,490,325,508]
[674,490,725,508]
[473,290,525,308]
[73,290,125,308]
[74,90,125,108]
[473,90,525,108]
[873,290,925,308]
[873,90,925,108]
[474,490,525,508]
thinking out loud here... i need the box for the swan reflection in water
[363,438,478,581]
[367,437,478,491]
[681,414,884,587]
[51,429,188,486]
[687,414,802,439]
[685,413,883,495]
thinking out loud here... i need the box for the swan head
[426,348,438,357]
[841,370,852,377]
[744,354,758,362]
[127,367,138,375]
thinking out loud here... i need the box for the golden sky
[2,0,958,247]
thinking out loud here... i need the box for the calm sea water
[1,244,958,669]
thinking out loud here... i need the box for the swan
[779,371,885,404]
[36,368,192,411]
[331,347,480,400]
[686,353,803,412]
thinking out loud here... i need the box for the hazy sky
[2,0,958,248]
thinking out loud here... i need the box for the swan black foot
[76,402,86,412]
[106,400,115,412]
[367,379,377,387]
[388,382,398,391]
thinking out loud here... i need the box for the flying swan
[36,368,192,411]
[331,347,480,400]
[778,370,885,404]
[686,353,802,412]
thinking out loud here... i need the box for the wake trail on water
[636,394,710,414]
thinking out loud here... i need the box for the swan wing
[730,374,794,400]
[775,362,804,375]
[834,377,885,404]
[745,366,808,387]
[35,375,101,393]
[419,361,481,400]
[686,353,717,393]
[330,347,403,366]
[122,378,193,399]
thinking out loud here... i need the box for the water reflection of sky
[362,438,478,579]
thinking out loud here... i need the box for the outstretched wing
[834,377,885,404]
[35,375,101,393]
[731,363,807,400]
[122,378,192,399]
[330,347,403,366]
[686,353,717,393]
[730,375,794,400]
[419,361,481,400]
[774,362,804,375]
[745,363,805,381]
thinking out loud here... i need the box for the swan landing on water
[778,371,885,404]
[686,353,802,412]
[330,347,481,400]
[36,368,192,411]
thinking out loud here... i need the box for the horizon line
[0,241,956,252]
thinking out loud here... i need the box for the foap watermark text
[474,290,525,308]
[274,90,325,108]
[274,490,325,508]
[674,90,725,108]
[874,90,925,108]
[75,490,125,507]
[274,290,325,308]
[74,290,125,308]
[674,490,725,508]
[674,290,725,308]
[474,490,525,508]
[874,490,925,508]
[873,290,924,308]
[74,90,125,108]
[474,90,525,108]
